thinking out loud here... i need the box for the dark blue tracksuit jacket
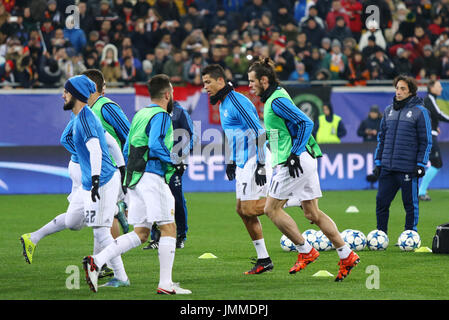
[374,95,432,233]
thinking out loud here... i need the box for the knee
[65,213,84,231]
[159,222,176,238]
[240,202,257,217]
[134,228,150,243]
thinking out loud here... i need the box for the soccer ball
[397,230,421,251]
[366,230,389,251]
[312,230,333,251]
[302,229,317,245]
[343,229,367,251]
[340,229,353,241]
[280,234,297,252]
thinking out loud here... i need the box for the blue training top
[72,106,116,190]
[60,113,78,163]
[220,90,265,167]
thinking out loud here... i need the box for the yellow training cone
[198,253,217,259]
[312,270,334,277]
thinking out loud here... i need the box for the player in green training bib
[248,57,360,282]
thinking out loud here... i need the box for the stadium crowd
[0,0,448,88]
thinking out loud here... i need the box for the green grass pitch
[2,190,449,301]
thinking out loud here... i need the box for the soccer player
[82,69,131,237]
[247,57,360,282]
[143,100,196,250]
[82,74,191,295]
[59,75,129,292]
[201,64,273,275]
[20,87,126,274]
[418,80,449,201]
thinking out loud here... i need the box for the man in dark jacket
[418,80,449,201]
[373,75,432,234]
[357,104,382,142]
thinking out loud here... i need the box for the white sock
[94,231,141,271]
[158,236,176,289]
[253,239,269,259]
[30,213,66,244]
[336,244,351,259]
[296,239,313,253]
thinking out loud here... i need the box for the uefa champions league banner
[2,142,449,194]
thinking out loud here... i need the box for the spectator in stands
[413,44,441,79]
[411,25,431,58]
[302,16,327,49]
[0,59,15,88]
[224,42,250,80]
[38,51,61,87]
[78,1,95,35]
[274,3,297,30]
[313,102,347,143]
[325,0,351,32]
[40,18,54,53]
[16,54,38,88]
[288,61,309,82]
[181,28,208,52]
[393,47,413,76]
[42,0,61,27]
[162,49,184,85]
[153,0,180,22]
[183,51,206,85]
[321,39,348,80]
[347,50,370,85]
[270,35,295,80]
[151,45,167,75]
[0,3,10,29]
[181,3,207,31]
[133,0,151,18]
[141,59,153,81]
[329,16,353,45]
[362,35,385,60]
[359,19,387,51]
[292,32,312,58]
[243,0,269,24]
[63,15,87,55]
[341,0,363,41]
[427,14,444,44]
[304,47,322,79]
[386,2,408,43]
[100,43,121,83]
[120,55,140,84]
[95,0,118,30]
[357,104,382,142]
[131,17,152,60]
[299,5,325,30]
[368,47,396,80]
[398,11,417,39]
[57,47,87,84]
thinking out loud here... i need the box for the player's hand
[373,166,381,178]
[284,153,303,178]
[174,162,187,176]
[254,162,267,186]
[118,166,127,194]
[91,175,100,202]
[416,166,426,178]
[226,161,236,181]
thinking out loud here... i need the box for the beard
[63,96,76,111]
[167,97,174,114]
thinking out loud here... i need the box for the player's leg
[168,172,188,248]
[82,171,129,292]
[237,198,273,274]
[419,138,441,201]
[376,169,400,234]
[401,173,420,232]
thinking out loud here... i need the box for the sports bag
[432,223,449,254]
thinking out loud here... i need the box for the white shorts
[236,156,271,201]
[67,160,82,203]
[268,152,322,201]
[65,161,85,230]
[127,172,175,229]
[83,170,121,228]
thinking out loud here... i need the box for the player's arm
[416,106,433,168]
[101,103,131,148]
[271,97,313,156]
[104,131,125,168]
[147,112,174,164]
[231,95,266,165]
[60,119,76,155]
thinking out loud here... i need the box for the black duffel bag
[432,223,449,254]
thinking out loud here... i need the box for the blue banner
[2,143,448,194]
